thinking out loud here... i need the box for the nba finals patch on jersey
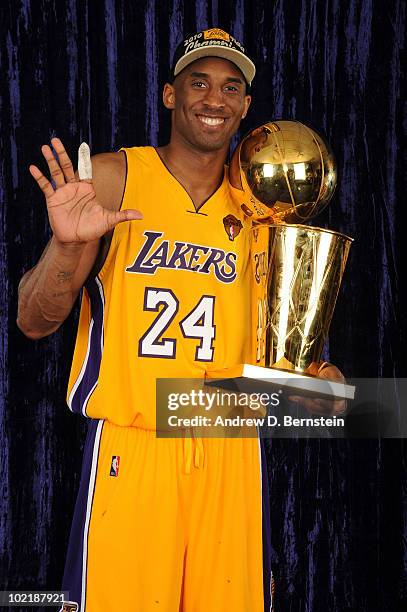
[110,456,120,477]
[223,214,243,241]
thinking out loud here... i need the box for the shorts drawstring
[183,429,204,474]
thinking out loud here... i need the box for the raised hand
[29,137,142,245]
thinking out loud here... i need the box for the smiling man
[17,28,276,611]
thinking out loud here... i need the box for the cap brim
[174,46,256,86]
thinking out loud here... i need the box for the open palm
[29,137,142,244]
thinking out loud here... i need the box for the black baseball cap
[171,28,256,86]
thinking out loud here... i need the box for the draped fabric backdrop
[1,1,406,610]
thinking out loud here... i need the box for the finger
[332,400,347,416]
[74,169,92,185]
[305,362,320,377]
[29,165,55,199]
[51,137,76,183]
[78,142,92,180]
[318,363,345,382]
[41,144,66,188]
[306,400,347,416]
[288,395,335,415]
[106,209,143,229]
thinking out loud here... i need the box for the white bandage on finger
[78,142,92,180]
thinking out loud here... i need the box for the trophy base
[240,364,355,400]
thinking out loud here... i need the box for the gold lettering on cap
[203,28,230,41]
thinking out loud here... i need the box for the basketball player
[17,28,344,611]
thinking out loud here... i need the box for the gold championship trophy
[229,120,355,400]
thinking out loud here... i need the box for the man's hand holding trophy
[229,120,354,415]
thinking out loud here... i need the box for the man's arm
[17,237,100,339]
[17,139,142,339]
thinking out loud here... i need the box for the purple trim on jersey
[259,437,273,612]
[68,277,105,416]
[62,419,104,608]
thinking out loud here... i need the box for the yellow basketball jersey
[67,146,252,428]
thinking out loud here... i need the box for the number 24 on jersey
[138,288,216,362]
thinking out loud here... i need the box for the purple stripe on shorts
[62,419,104,608]
[69,277,105,416]
[260,437,273,612]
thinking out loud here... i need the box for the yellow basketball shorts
[61,420,274,611]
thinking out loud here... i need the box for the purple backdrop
[1,1,406,610]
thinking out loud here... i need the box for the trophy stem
[251,223,353,374]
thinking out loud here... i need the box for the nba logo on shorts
[110,456,120,477]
